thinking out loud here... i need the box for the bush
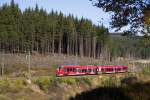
[61,77,77,85]
[142,67,150,74]
[76,77,91,86]
[0,94,12,100]
[14,79,27,87]
[33,76,57,92]
[121,76,138,85]
[100,76,119,87]
[0,78,11,93]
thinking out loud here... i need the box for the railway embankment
[0,72,150,100]
[0,54,150,100]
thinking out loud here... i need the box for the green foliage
[0,78,10,93]
[0,78,28,94]
[100,76,120,87]
[76,77,92,86]
[81,77,92,86]
[90,0,150,34]
[14,79,27,87]
[0,94,12,100]
[60,77,77,85]
[0,0,109,58]
[33,76,57,92]
[0,77,47,100]
[142,67,150,74]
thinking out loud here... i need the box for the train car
[56,65,98,76]
[97,65,128,74]
[56,65,128,76]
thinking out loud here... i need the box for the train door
[91,68,98,75]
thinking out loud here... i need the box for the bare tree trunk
[47,40,50,54]
[67,38,70,55]
[92,37,96,58]
[27,51,31,80]
[75,33,78,56]
[79,35,83,57]
[58,33,62,55]
[85,38,87,56]
[52,32,55,55]
[36,41,39,53]
[1,51,5,77]
[31,33,34,53]
[70,38,74,55]
[88,37,91,57]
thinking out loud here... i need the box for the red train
[56,65,128,76]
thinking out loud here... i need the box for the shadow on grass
[70,87,131,100]
[70,82,150,100]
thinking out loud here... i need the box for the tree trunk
[58,33,62,55]
[75,33,78,56]
[92,37,96,58]
[88,37,91,57]
[52,32,55,55]
[79,35,83,57]
[67,37,70,55]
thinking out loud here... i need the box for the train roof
[61,65,97,68]
[59,65,128,68]
[97,65,128,68]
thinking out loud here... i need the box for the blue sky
[0,0,111,27]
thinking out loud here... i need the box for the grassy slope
[0,54,150,100]
[0,73,150,100]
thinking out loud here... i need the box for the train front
[56,66,64,76]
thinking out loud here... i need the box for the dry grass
[0,53,150,77]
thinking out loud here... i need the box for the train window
[67,68,70,72]
[70,68,72,71]
[88,69,91,72]
[64,68,67,72]
[116,68,121,71]
[78,69,82,73]
[93,69,96,72]
[123,68,126,70]
[72,68,76,72]
[85,69,87,72]
[82,69,86,73]
[75,68,78,72]
[82,69,84,72]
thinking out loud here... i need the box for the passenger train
[56,65,128,76]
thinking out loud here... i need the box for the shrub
[121,76,138,86]
[100,76,118,87]
[142,67,150,74]
[0,94,12,100]
[14,79,27,87]
[0,78,11,93]
[75,77,92,86]
[33,76,57,92]
[62,77,77,85]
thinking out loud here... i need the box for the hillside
[0,73,150,100]
[0,53,149,100]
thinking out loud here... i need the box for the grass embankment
[0,72,150,100]
[0,54,150,100]
[0,78,48,100]
[0,76,96,100]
